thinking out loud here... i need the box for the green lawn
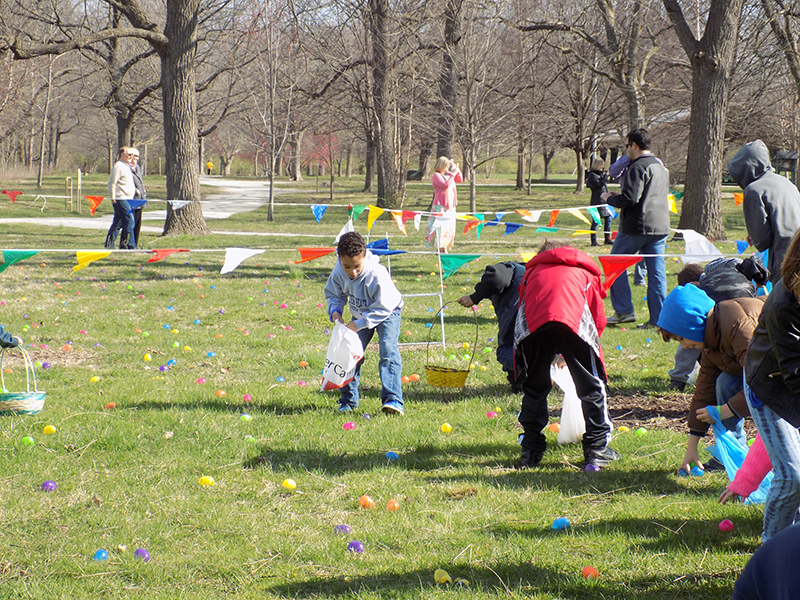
[0,173,760,599]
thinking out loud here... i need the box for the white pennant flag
[335,220,355,243]
[220,248,265,274]
[169,200,192,211]
[413,213,422,231]
[675,229,723,263]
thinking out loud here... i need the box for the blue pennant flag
[736,240,749,254]
[504,223,522,236]
[126,199,147,214]
[311,205,327,223]
[367,239,406,256]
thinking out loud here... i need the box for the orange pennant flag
[390,212,408,236]
[464,219,482,234]
[73,251,111,272]
[548,210,559,227]
[734,192,744,206]
[598,255,643,290]
[293,247,336,264]
[148,249,189,263]
[85,196,104,215]
[1,190,22,203]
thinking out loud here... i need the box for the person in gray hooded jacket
[727,140,800,282]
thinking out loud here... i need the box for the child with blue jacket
[324,232,405,415]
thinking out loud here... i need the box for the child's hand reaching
[345,322,358,332]
[678,449,703,475]
[457,295,475,308]
[718,488,741,505]
[331,311,345,324]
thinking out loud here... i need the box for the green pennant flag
[440,254,480,279]
[587,207,601,225]
[670,189,684,200]
[536,227,559,233]
[350,205,367,220]
[0,250,39,274]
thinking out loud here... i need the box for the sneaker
[607,313,636,325]
[604,239,614,245]
[668,380,686,392]
[585,446,620,468]
[338,404,354,413]
[519,447,544,469]
[381,401,405,416]
[636,323,654,330]
[704,457,725,472]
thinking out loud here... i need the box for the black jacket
[606,154,670,235]
[744,279,800,427]
[585,169,610,217]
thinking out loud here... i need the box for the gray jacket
[606,154,670,235]
[727,140,800,282]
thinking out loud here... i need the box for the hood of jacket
[727,140,773,189]
[527,246,602,278]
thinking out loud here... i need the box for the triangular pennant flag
[221,248,265,274]
[670,189,684,200]
[606,205,618,219]
[413,213,422,231]
[170,200,192,211]
[335,220,354,243]
[85,196,104,215]
[598,255,643,290]
[570,230,594,237]
[293,247,336,264]
[350,205,367,220]
[400,210,416,224]
[734,192,744,206]
[675,228,723,263]
[485,218,501,226]
[736,240,749,254]
[390,211,407,236]
[587,207,601,225]
[495,212,507,221]
[311,204,327,223]
[440,254,480,279]
[536,227,559,233]
[668,196,678,214]
[0,250,39,274]
[367,239,389,250]
[126,199,147,214]
[520,252,535,263]
[548,210,560,227]
[73,251,111,272]
[464,219,482,234]
[2,190,22,203]
[148,249,189,263]
[366,206,384,230]
[515,209,542,223]
[504,223,522,236]
[567,208,590,225]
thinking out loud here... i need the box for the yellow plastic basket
[424,301,479,388]
[0,347,46,416]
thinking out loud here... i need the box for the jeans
[716,371,746,446]
[745,381,800,542]
[669,345,701,384]
[339,309,403,409]
[105,200,136,249]
[609,232,667,325]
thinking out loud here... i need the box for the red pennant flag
[85,196,104,215]
[464,219,482,234]
[734,192,744,206]
[548,210,559,227]
[1,190,22,203]
[293,247,336,264]
[400,210,417,224]
[598,255,643,290]
[148,249,189,263]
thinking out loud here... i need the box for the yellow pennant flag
[570,230,594,237]
[734,192,744,206]
[567,208,591,225]
[390,211,407,236]
[73,251,111,272]
[519,252,535,263]
[668,196,678,214]
[367,205,384,230]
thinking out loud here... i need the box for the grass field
[0,173,761,599]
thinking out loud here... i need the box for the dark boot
[590,234,598,247]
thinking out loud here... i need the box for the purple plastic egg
[41,480,57,492]
[347,540,364,553]
[134,548,151,561]
[334,524,351,535]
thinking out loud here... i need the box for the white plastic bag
[551,363,586,445]
[320,322,364,391]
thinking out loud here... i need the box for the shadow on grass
[264,562,739,599]
[608,375,671,396]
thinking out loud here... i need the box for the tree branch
[2,28,168,59]
[662,0,697,59]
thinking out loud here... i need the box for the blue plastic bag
[706,405,772,504]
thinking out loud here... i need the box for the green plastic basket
[0,347,45,415]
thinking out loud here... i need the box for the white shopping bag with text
[551,363,586,445]
[320,321,364,391]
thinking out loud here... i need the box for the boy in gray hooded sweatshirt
[325,232,405,415]
[728,140,800,282]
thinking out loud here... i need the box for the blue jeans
[745,381,800,542]
[717,371,746,446]
[669,345,701,384]
[340,309,403,409]
[609,233,667,324]
[105,200,137,249]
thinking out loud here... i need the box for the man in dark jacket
[728,139,800,283]
[458,262,525,390]
[601,128,670,328]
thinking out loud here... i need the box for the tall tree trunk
[436,0,461,159]
[363,126,375,193]
[419,141,433,178]
[161,0,210,236]
[543,150,554,180]
[515,131,525,191]
[664,0,745,239]
[574,148,586,193]
[288,129,304,181]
